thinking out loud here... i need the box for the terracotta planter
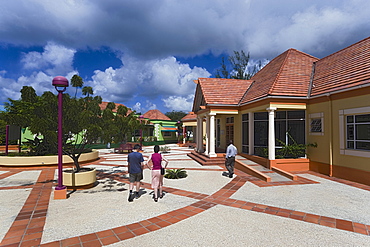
[63,168,97,187]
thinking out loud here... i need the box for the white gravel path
[232,173,370,225]
[108,204,370,247]
[0,189,31,243]
[42,184,196,244]
[0,170,41,187]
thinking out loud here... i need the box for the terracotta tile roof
[196,78,253,105]
[192,36,370,112]
[99,102,132,114]
[142,109,171,120]
[311,36,370,96]
[181,112,197,122]
[240,49,318,104]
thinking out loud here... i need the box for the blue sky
[1,0,370,114]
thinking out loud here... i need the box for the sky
[1,0,370,114]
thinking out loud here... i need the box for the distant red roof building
[181,112,197,122]
[142,109,171,120]
[99,102,132,114]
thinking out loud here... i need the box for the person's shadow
[222,171,232,177]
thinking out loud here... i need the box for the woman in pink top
[146,145,169,202]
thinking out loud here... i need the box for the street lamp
[52,76,69,199]
[139,115,144,149]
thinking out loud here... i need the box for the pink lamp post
[52,76,69,199]
[139,115,144,149]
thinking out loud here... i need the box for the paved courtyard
[0,145,369,246]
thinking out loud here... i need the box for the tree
[1,86,138,172]
[165,111,187,122]
[106,102,116,111]
[0,118,6,144]
[71,74,84,98]
[82,86,93,98]
[215,50,263,80]
[111,106,141,144]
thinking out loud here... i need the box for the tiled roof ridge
[267,49,291,95]
[289,48,319,60]
[268,49,318,95]
[238,80,255,105]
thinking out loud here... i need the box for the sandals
[154,197,158,202]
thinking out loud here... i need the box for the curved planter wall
[0,150,99,166]
[63,168,97,187]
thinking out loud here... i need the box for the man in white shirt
[225,140,237,178]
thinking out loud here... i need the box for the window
[226,117,234,123]
[339,106,370,158]
[253,110,305,156]
[216,119,221,147]
[346,114,370,151]
[275,110,305,145]
[309,113,324,135]
[254,112,268,155]
[226,117,234,143]
[163,132,172,137]
[242,114,249,153]
[311,119,322,132]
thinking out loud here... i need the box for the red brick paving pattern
[0,156,369,247]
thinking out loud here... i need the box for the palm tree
[71,74,84,98]
[82,86,94,98]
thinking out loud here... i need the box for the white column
[196,116,201,152]
[248,112,254,155]
[208,113,217,157]
[267,107,276,160]
[197,116,204,153]
[205,115,210,155]
[182,124,186,144]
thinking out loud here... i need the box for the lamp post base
[54,187,67,200]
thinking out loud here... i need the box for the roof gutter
[239,95,308,107]
[206,104,239,107]
[307,62,316,98]
[309,82,370,99]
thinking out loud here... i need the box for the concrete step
[187,151,225,166]
[236,158,293,182]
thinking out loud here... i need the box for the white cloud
[2,0,370,111]
[162,95,194,112]
[89,55,210,104]
[0,43,78,101]
[21,42,76,76]
[1,1,370,59]
[145,101,157,111]
[131,102,142,113]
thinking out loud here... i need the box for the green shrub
[164,168,187,179]
[160,145,171,153]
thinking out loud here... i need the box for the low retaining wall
[0,150,99,166]
[270,158,310,171]
[271,166,298,181]
[235,160,271,182]
[239,154,269,168]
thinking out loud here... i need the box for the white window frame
[309,112,324,136]
[339,106,370,158]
